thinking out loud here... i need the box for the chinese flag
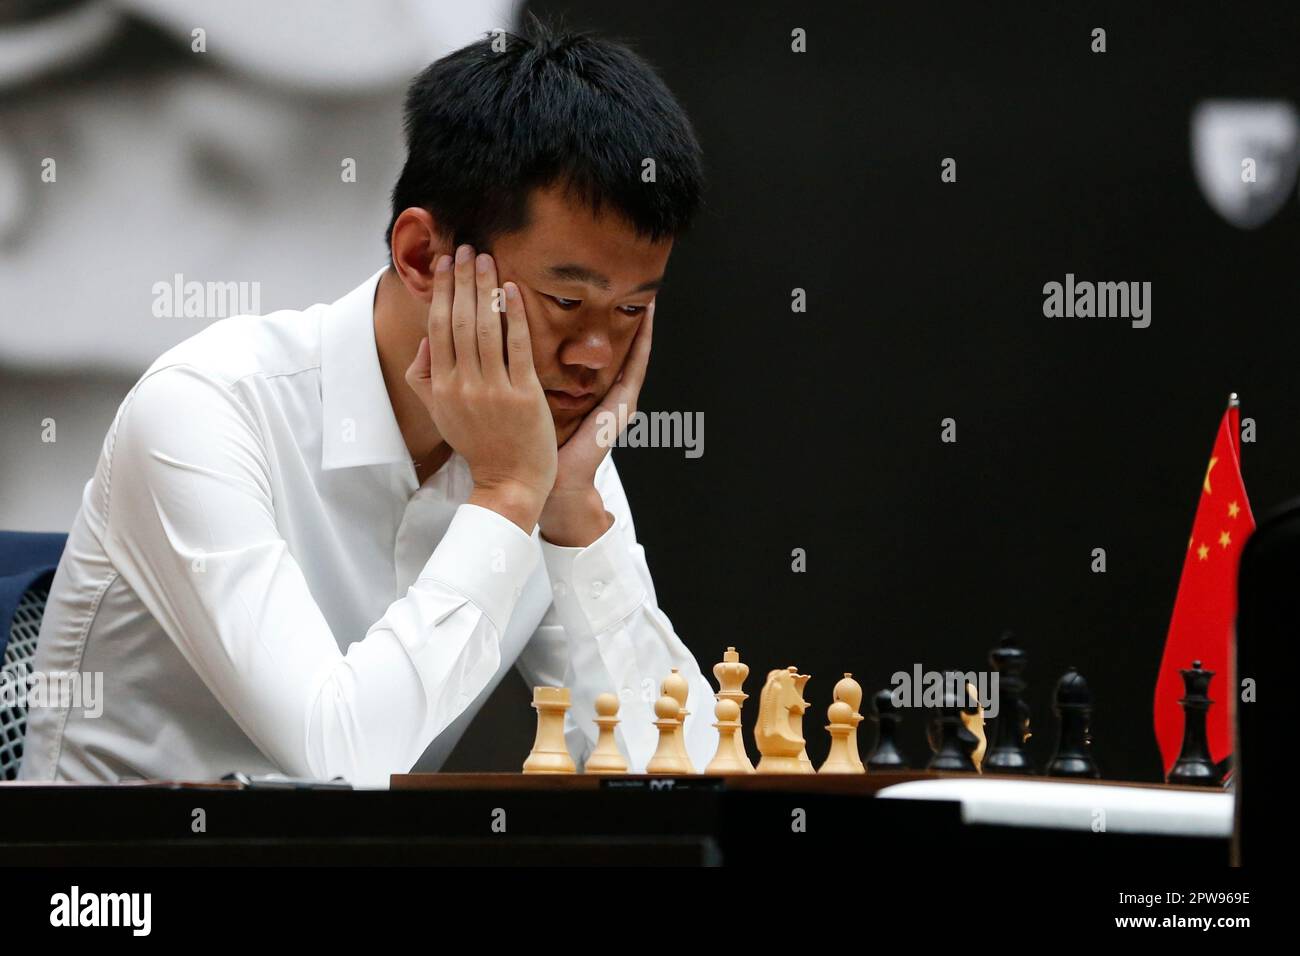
[1154,396,1254,776]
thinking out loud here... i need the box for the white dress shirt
[18,266,718,788]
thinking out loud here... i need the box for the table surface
[0,771,1234,865]
[389,769,1223,794]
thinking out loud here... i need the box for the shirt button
[591,580,605,599]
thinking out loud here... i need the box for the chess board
[391,770,1232,840]
[390,769,1216,795]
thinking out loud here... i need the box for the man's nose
[560,324,613,371]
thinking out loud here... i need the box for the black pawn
[866,688,908,769]
[985,632,1035,774]
[926,676,979,772]
[1168,660,1223,787]
[1047,668,1100,778]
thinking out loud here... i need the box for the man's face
[488,184,673,446]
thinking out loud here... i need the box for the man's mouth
[545,388,595,410]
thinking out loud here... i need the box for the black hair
[385,17,704,253]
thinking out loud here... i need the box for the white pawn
[819,700,865,774]
[662,668,697,773]
[705,698,753,774]
[647,694,692,775]
[833,673,866,772]
[586,692,628,774]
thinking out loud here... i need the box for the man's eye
[547,295,582,310]
[618,304,647,317]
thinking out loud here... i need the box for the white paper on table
[876,778,1233,837]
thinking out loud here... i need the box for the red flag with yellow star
[1154,396,1254,776]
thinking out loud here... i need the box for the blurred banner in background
[0,0,519,530]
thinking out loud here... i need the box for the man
[19,23,716,787]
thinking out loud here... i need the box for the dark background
[445,1,1300,781]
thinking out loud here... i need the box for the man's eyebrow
[545,263,663,294]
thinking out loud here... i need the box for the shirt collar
[319,266,412,471]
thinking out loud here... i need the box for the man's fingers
[587,301,654,428]
[620,299,654,394]
[475,253,507,384]
[451,244,481,375]
[405,336,431,386]
[502,282,536,384]
[427,254,454,376]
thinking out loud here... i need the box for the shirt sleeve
[101,364,539,788]
[515,454,719,773]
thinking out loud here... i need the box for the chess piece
[647,694,692,775]
[959,681,987,772]
[714,647,750,705]
[866,688,907,769]
[1168,661,1224,786]
[754,668,808,774]
[713,647,754,772]
[585,692,629,774]
[1047,668,1101,778]
[926,674,980,772]
[522,686,576,774]
[819,700,865,773]
[786,667,815,773]
[705,698,753,773]
[985,632,1035,774]
[662,668,697,774]
[832,673,866,772]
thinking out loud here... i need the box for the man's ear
[390,208,452,299]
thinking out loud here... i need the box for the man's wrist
[468,479,548,534]
[539,486,612,547]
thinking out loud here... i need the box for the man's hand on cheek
[404,246,558,534]
[538,301,654,548]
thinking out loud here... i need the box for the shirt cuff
[540,510,647,637]
[419,503,540,635]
